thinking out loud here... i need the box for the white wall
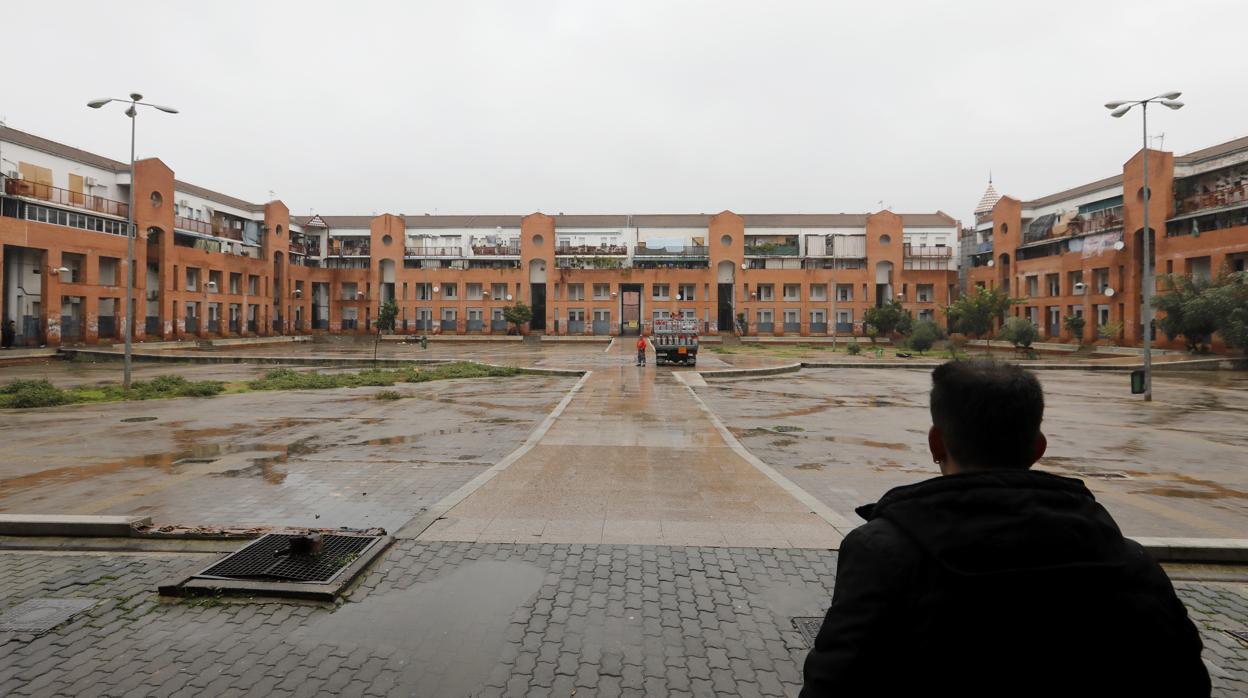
[0,140,127,203]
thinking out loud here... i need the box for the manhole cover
[0,598,96,633]
[120,416,157,423]
[792,616,824,647]
[197,533,381,584]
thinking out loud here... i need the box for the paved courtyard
[0,340,1245,696]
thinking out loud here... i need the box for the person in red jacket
[635,334,647,366]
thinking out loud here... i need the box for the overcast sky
[7,1,1246,221]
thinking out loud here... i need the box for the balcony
[1176,183,1248,216]
[471,243,521,256]
[328,241,371,257]
[4,178,129,218]
[405,246,464,257]
[174,215,213,236]
[633,244,708,258]
[903,245,953,259]
[973,240,994,255]
[555,243,628,256]
[744,243,799,256]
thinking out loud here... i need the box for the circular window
[149,191,162,207]
[720,234,732,246]
[532,234,544,246]
[880,234,891,245]
[1137,186,1151,201]
[275,224,283,237]
[382,234,393,246]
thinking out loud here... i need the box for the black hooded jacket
[801,469,1210,697]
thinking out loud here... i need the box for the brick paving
[0,543,1244,697]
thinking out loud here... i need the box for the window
[757,309,774,324]
[836,284,853,302]
[248,275,259,295]
[492,283,508,299]
[678,284,696,301]
[442,283,458,299]
[757,284,774,301]
[467,308,483,320]
[1092,268,1110,293]
[208,270,222,294]
[809,284,828,301]
[917,284,933,303]
[491,308,505,320]
[442,307,458,320]
[229,273,241,294]
[810,310,826,323]
[837,310,853,325]
[1097,304,1110,326]
[593,283,611,300]
[593,309,610,322]
[568,309,586,322]
[1046,274,1060,297]
[783,284,800,301]
[467,283,483,300]
[416,283,433,301]
[341,282,357,300]
[783,309,800,324]
[679,309,696,319]
[652,309,671,321]
[1025,276,1039,297]
[919,309,935,322]
[567,284,585,301]
[185,267,200,292]
[651,284,670,300]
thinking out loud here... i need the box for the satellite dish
[505,294,513,301]
[432,286,440,293]
[986,259,995,268]
[1105,287,1116,297]
[1112,240,1125,251]
[740,263,748,270]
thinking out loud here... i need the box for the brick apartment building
[0,125,959,346]
[964,136,1248,347]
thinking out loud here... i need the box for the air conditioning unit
[5,170,18,179]
[1073,282,1086,295]
[84,176,98,187]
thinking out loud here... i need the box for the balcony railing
[328,242,371,257]
[903,245,954,258]
[1176,183,1248,215]
[4,178,129,218]
[633,244,709,257]
[744,243,799,256]
[405,246,463,257]
[555,244,628,256]
[471,244,521,256]
[973,240,994,255]
[174,215,213,236]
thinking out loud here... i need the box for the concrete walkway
[420,342,847,548]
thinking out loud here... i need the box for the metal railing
[903,245,954,258]
[328,242,371,257]
[472,244,521,256]
[744,244,799,256]
[174,215,213,236]
[4,178,129,218]
[633,244,709,257]
[555,244,628,255]
[1176,183,1248,215]
[405,246,463,257]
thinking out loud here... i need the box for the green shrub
[846,341,862,356]
[1000,317,1039,351]
[375,390,402,400]
[905,320,944,355]
[1,379,72,408]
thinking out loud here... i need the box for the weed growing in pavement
[375,390,402,400]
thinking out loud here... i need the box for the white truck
[651,318,699,366]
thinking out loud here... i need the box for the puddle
[293,560,547,695]
[1134,475,1248,500]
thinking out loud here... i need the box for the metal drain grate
[792,616,824,647]
[198,534,380,584]
[0,598,97,633]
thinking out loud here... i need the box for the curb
[0,514,151,537]
[697,363,803,379]
[1134,537,1248,564]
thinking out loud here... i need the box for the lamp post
[87,93,178,389]
[1105,91,1183,402]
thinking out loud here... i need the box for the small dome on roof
[975,180,1001,214]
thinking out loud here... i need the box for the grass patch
[246,362,518,392]
[375,390,402,401]
[0,362,519,410]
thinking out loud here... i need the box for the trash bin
[1130,369,1145,394]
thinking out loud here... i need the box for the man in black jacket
[801,360,1210,697]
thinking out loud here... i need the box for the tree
[945,286,1017,351]
[1154,272,1227,353]
[1000,317,1038,352]
[1212,272,1248,353]
[1063,314,1086,343]
[906,320,943,355]
[863,299,911,340]
[374,299,398,365]
[503,302,533,335]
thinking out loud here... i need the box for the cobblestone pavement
[1,543,1244,697]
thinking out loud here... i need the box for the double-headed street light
[1104,92,1183,402]
[87,93,178,389]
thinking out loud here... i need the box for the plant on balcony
[503,302,533,335]
[587,256,622,269]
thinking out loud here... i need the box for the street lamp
[1105,91,1184,402]
[87,93,178,389]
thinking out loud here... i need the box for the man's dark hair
[930,360,1044,469]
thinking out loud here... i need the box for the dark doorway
[619,283,642,335]
[529,283,546,331]
[717,283,734,333]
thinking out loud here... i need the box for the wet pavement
[418,342,846,548]
[0,375,573,532]
[698,368,1248,538]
